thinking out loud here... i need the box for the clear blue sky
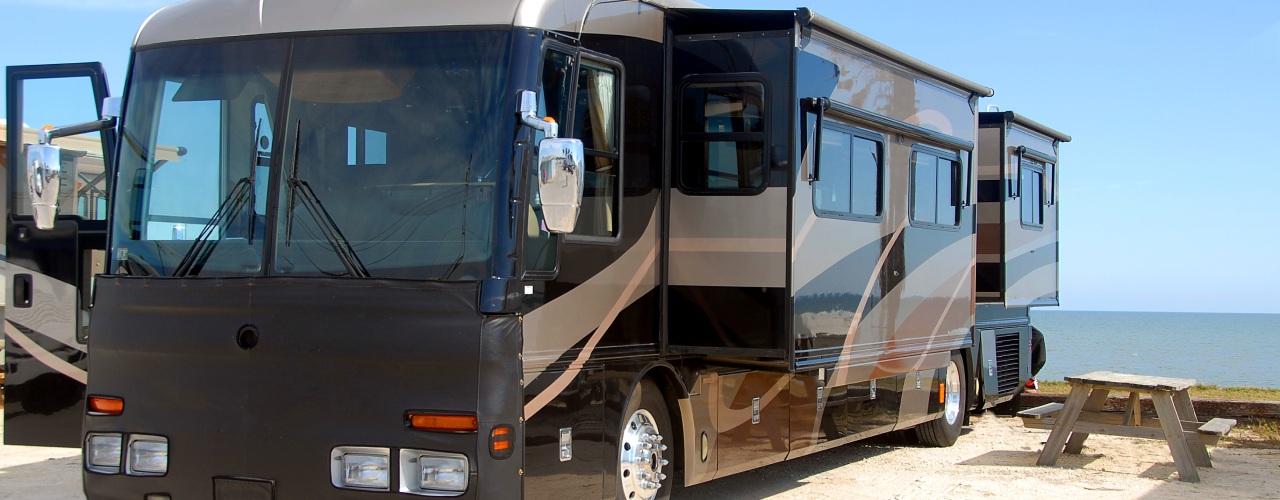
[3,0,1278,313]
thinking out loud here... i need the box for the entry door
[4,63,115,447]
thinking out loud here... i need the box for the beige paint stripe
[523,246,658,420]
[830,218,908,388]
[5,321,88,385]
[669,237,787,253]
[792,213,817,263]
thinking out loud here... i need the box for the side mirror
[27,143,63,230]
[26,115,118,230]
[536,138,585,233]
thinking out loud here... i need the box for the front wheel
[618,379,673,500]
[915,353,965,447]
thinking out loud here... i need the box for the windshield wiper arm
[283,121,370,278]
[172,176,253,277]
[287,177,370,278]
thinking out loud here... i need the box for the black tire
[915,353,966,447]
[617,379,673,500]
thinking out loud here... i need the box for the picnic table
[1018,371,1237,483]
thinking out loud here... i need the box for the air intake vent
[995,332,1022,394]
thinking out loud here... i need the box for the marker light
[88,396,125,416]
[85,433,123,474]
[330,447,391,491]
[126,435,169,476]
[489,424,514,459]
[407,413,478,432]
[399,449,469,496]
[939,383,946,404]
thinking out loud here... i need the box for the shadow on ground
[672,429,974,500]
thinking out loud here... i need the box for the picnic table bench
[1018,371,1237,483]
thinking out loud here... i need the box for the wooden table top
[1064,371,1196,392]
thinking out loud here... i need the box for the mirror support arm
[38,117,117,144]
[517,90,558,138]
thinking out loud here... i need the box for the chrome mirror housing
[25,115,118,230]
[27,143,63,230]
[536,138,585,233]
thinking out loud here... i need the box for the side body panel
[1002,124,1060,307]
[788,29,974,453]
[665,20,795,359]
[973,111,1068,406]
[975,125,1004,302]
[517,13,669,495]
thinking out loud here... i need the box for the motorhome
[4,0,1067,498]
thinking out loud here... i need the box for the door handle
[14,274,33,308]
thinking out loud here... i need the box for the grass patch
[1223,419,1280,449]
[1034,381,1280,401]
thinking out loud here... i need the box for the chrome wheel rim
[944,360,962,425]
[619,408,667,500]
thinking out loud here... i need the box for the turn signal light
[88,396,125,416]
[407,413,478,432]
[489,424,514,459]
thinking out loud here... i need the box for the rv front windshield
[111,31,512,280]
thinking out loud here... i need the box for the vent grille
[995,332,1022,394]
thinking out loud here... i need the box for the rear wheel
[618,379,672,500]
[915,353,965,447]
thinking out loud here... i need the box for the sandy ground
[1,414,1277,499]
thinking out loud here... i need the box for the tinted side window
[1020,161,1045,227]
[911,149,960,227]
[678,80,767,193]
[813,124,882,219]
[568,58,621,240]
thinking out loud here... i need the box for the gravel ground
[2,413,1277,499]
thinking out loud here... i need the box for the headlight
[127,435,169,476]
[85,433,123,474]
[330,447,391,491]
[399,449,469,496]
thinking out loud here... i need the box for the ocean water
[1030,310,1280,389]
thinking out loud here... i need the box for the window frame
[563,51,625,245]
[908,144,964,230]
[519,41,577,279]
[811,120,884,223]
[1018,158,1046,229]
[675,73,771,196]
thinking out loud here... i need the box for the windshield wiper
[172,176,253,277]
[171,119,270,277]
[284,121,370,278]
